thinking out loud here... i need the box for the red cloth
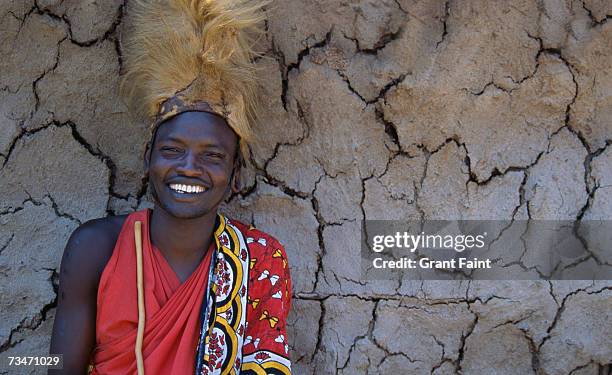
[90,209,213,375]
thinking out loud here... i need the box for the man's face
[146,111,238,219]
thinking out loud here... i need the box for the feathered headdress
[121,0,268,158]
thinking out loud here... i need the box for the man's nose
[176,152,202,176]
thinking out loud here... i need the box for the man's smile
[168,183,208,194]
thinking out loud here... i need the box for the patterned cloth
[195,215,293,374]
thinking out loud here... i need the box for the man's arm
[48,218,121,374]
[241,237,293,374]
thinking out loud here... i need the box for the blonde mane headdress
[121,0,268,158]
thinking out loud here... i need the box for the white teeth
[169,183,206,194]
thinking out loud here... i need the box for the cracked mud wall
[1,0,611,374]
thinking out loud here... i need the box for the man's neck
[149,207,216,265]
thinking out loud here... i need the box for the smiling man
[48,1,292,374]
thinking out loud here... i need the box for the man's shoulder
[69,215,128,248]
[225,217,285,253]
[63,214,128,277]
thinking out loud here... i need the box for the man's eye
[204,152,225,159]
[160,147,184,157]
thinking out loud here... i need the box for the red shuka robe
[89,209,293,374]
[90,209,214,374]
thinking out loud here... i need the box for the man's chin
[150,187,220,220]
[156,202,216,220]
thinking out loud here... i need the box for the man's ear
[143,141,152,177]
[230,163,241,193]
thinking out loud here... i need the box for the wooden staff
[134,221,145,375]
